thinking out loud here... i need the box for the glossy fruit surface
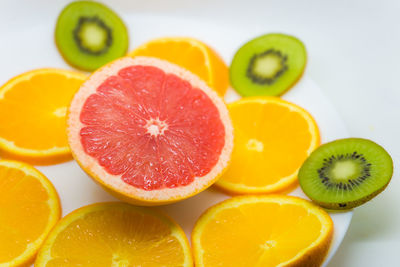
[35,202,193,266]
[55,1,129,71]
[129,37,229,95]
[0,68,86,164]
[299,138,393,209]
[192,195,333,267]
[67,56,233,205]
[216,97,319,194]
[0,160,61,266]
[230,33,306,96]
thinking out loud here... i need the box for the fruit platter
[0,1,393,267]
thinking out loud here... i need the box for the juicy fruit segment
[80,65,225,190]
[299,138,393,210]
[230,33,306,96]
[0,160,60,266]
[192,195,333,267]
[128,37,229,95]
[35,203,193,267]
[67,56,233,204]
[0,69,86,164]
[55,1,129,71]
[216,97,320,194]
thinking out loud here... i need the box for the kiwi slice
[230,33,306,96]
[55,1,129,71]
[299,138,393,210]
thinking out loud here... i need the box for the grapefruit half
[67,57,233,205]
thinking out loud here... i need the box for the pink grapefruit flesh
[67,57,233,205]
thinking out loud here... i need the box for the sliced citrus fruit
[35,202,193,267]
[192,195,333,267]
[216,97,320,194]
[0,68,86,165]
[67,56,233,205]
[128,37,229,95]
[0,160,61,266]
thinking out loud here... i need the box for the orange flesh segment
[0,70,85,150]
[218,97,319,193]
[0,162,59,265]
[194,197,333,267]
[41,205,190,266]
[201,204,320,266]
[134,41,209,81]
[129,38,229,95]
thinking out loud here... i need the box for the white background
[1,0,399,266]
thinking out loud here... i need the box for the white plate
[0,12,352,267]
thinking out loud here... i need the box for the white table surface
[1,0,399,266]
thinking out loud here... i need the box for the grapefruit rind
[35,202,193,267]
[67,56,233,205]
[192,195,333,267]
[0,160,61,267]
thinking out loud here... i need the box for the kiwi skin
[310,180,391,210]
[298,138,393,210]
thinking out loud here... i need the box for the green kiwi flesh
[230,33,306,96]
[55,1,129,71]
[298,138,393,210]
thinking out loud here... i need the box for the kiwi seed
[298,138,393,210]
[247,49,288,85]
[73,16,112,56]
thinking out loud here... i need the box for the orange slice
[0,69,86,165]
[128,37,229,95]
[192,195,333,267]
[216,96,320,194]
[35,202,193,267]
[0,160,61,266]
